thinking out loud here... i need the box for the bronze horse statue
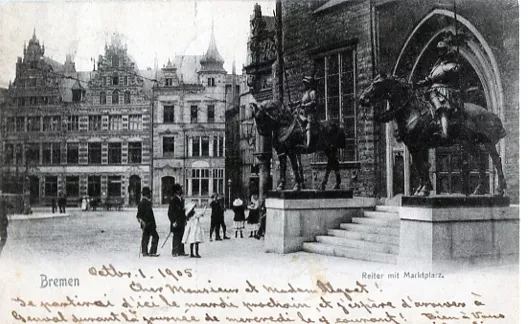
[251,100,347,191]
[359,73,507,196]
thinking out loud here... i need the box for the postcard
[0,0,520,323]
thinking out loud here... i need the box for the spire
[199,20,226,73]
[232,56,236,75]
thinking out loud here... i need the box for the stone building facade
[265,0,518,202]
[152,29,241,206]
[1,32,152,206]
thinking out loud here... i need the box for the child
[182,203,204,258]
[232,197,245,238]
[246,194,259,238]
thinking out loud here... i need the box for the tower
[198,22,227,87]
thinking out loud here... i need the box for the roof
[172,55,202,84]
[199,28,226,73]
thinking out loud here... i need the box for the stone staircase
[302,205,400,264]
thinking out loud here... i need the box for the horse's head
[359,73,398,106]
[359,73,411,122]
[250,100,279,137]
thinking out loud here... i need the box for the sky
[0,0,275,87]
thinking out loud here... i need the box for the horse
[250,100,347,191]
[358,73,507,196]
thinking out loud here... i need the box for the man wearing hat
[136,186,159,257]
[296,75,318,150]
[415,32,462,140]
[168,183,187,257]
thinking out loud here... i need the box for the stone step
[352,216,400,228]
[363,210,399,219]
[328,229,399,245]
[375,205,401,213]
[340,223,400,236]
[303,242,398,264]
[316,235,399,254]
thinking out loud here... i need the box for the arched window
[124,91,131,104]
[100,92,106,105]
[112,90,119,104]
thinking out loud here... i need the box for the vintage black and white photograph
[0,0,520,323]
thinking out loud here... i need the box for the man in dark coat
[136,187,159,257]
[209,193,222,241]
[58,193,66,214]
[168,183,187,257]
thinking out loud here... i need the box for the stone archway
[388,9,504,197]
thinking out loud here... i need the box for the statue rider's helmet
[302,76,315,89]
[436,34,457,59]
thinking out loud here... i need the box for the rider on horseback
[295,76,318,150]
[415,33,462,140]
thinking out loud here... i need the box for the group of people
[232,194,266,240]
[80,196,99,211]
[136,184,267,258]
[51,194,67,214]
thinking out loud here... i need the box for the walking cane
[161,230,172,249]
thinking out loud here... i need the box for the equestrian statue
[251,76,347,191]
[359,37,507,197]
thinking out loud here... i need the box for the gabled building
[152,27,241,206]
[0,32,152,206]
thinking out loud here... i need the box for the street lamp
[228,179,232,209]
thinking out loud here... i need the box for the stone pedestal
[398,196,519,269]
[265,190,377,253]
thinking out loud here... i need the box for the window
[192,137,199,157]
[112,73,119,86]
[112,90,119,104]
[42,143,60,165]
[162,137,174,158]
[218,136,224,157]
[108,176,121,197]
[165,78,173,86]
[207,105,215,123]
[52,143,61,164]
[27,116,40,132]
[88,115,102,131]
[26,143,40,165]
[190,169,209,197]
[16,117,25,132]
[88,176,101,197]
[163,105,174,123]
[124,76,128,86]
[207,77,215,86]
[108,143,122,164]
[72,89,83,103]
[66,116,79,132]
[213,169,224,195]
[51,116,62,131]
[314,48,357,161]
[100,92,106,104]
[45,176,58,197]
[124,91,131,104]
[201,136,209,157]
[129,142,142,164]
[88,142,102,164]
[67,143,79,164]
[6,117,15,133]
[4,144,13,165]
[109,115,122,131]
[128,114,142,130]
[66,176,79,197]
[191,105,198,123]
[15,144,23,164]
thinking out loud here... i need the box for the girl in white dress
[181,203,205,258]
